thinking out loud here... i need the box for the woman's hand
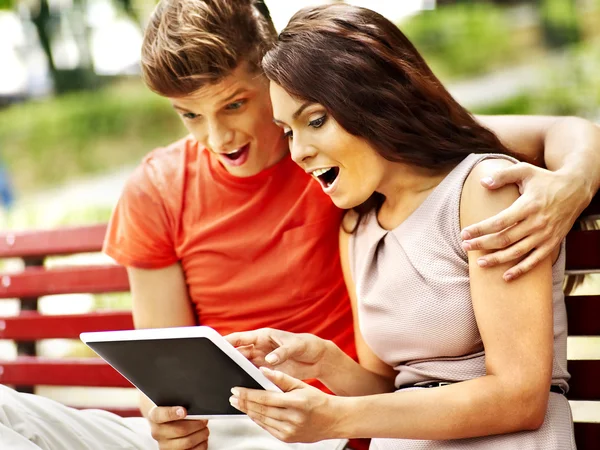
[460,163,591,281]
[226,328,334,381]
[230,367,341,443]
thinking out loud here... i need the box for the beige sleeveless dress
[349,154,575,449]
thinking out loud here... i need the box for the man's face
[169,63,288,177]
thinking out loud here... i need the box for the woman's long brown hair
[262,4,521,223]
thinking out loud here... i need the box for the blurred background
[0,0,598,418]
[0,0,599,227]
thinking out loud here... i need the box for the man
[1,1,599,449]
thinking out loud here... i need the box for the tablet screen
[88,336,265,416]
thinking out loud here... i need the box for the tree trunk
[30,0,58,86]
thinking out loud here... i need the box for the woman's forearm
[319,340,396,396]
[332,374,548,440]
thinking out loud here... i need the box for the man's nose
[207,121,234,152]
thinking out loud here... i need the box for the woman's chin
[332,196,358,210]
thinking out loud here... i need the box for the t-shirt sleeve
[103,161,179,269]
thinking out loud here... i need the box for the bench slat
[0,225,107,258]
[565,230,600,271]
[0,311,133,340]
[574,422,600,450]
[566,295,600,336]
[0,265,129,299]
[567,360,600,401]
[0,357,132,387]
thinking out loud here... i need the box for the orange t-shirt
[103,135,356,362]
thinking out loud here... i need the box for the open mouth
[223,144,249,161]
[311,167,340,189]
[219,143,250,167]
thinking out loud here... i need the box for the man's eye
[182,112,199,120]
[309,115,326,128]
[226,100,246,110]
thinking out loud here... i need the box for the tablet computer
[80,326,281,419]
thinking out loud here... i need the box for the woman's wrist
[316,339,349,382]
[328,395,360,439]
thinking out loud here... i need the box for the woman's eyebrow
[292,102,314,119]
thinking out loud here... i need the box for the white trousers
[0,385,347,450]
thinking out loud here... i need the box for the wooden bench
[0,224,139,416]
[564,193,600,448]
[0,195,598,446]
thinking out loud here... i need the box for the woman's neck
[376,162,450,230]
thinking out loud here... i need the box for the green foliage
[539,0,582,48]
[474,40,600,118]
[0,78,185,193]
[402,3,525,79]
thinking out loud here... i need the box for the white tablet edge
[80,326,282,418]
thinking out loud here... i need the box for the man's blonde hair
[141,0,277,97]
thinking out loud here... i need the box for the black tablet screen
[88,337,265,415]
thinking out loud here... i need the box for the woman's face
[270,82,387,209]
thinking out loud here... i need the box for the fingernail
[229,396,239,407]
[231,388,240,397]
[477,258,488,267]
[265,354,279,364]
[462,242,471,251]
[504,273,513,281]
[176,408,185,418]
[461,230,471,240]
[481,177,494,187]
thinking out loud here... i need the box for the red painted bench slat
[565,230,600,272]
[0,225,107,258]
[0,265,129,299]
[0,311,133,340]
[0,357,133,387]
[566,295,600,336]
[567,360,600,401]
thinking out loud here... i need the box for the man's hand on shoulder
[460,160,588,281]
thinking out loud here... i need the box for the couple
[1,1,599,449]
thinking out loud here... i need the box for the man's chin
[220,160,263,178]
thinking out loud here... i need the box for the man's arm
[477,115,600,183]
[462,115,600,281]
[127,264,209,449]
[128,263,196,418]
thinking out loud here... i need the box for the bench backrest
[0,224,138,416]
[565,194,600,448]
[0,196,598,441]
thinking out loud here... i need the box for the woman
[227,4,575,449]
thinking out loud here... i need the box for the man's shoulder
[130,135,200,189]
[143,134,199,170]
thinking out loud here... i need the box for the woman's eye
[283,129,293,140]
[309,115,326,128]
[226,100,246,110]
[182,112,198,120]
